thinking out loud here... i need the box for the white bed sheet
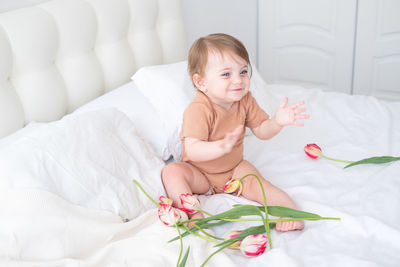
[0,84,399,267]
[199,84,400,267]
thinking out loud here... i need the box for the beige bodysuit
[180,91,270,191]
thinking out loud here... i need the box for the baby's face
[198,51,250,110]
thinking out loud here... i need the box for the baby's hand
[220,125,244,153]
[275,97,309,127]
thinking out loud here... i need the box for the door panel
[258,0,357,93]
[353,0,400,101]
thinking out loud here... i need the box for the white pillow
[73,81,169,160]
[131,61,195,161]
[0,109,166,220]
[131,60,278,161]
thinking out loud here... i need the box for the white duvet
[0,85,399,267]
[0,109,166,220]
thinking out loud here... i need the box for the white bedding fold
[0,189,236,267]
[0,109,166,220]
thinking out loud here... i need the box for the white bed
[1,1,399,267]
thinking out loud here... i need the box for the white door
[258,0,357,93]
[353,0,400,101]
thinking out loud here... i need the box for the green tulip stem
[178,218,203,225]
[182,225,239,250]
[182,225,218,244]
[132,179,160,208]
[321,155,354,164]
[216,217,341,222]
[192,224,225,241]
[239,173,272,249]
[199,209,214,217]
[174,224,183,267]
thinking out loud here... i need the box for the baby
[161,33,309,231]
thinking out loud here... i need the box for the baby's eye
[221,72,230,77]
[240,70,248,75]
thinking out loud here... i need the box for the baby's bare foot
[188,212,204,229]
[276,220,304,231]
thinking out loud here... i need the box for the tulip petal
[223,179,235,193]
[240,234,268,257]
[304,144,322,159]
[236,182,243,197]
[225,230,243,248]
[159,196,173,205]
[223,179,242,195]
[158,204,180,226]
[179,193,201,214]
[177,209,189,223]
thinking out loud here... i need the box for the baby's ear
[193,74,206,92]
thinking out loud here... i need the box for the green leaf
[268,206,322,219]
[344,156,400,169]
[196,205,263,223]
[178,246,190,267]
[202,205,269,243]
[233,205,322,219]
[169,205,269,243]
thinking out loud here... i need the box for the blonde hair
[188,33,252,86]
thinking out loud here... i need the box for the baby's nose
[232,73,243,84]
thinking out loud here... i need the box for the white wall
[0,0,48,13]
[182,0,259,66]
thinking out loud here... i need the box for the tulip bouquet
[133,175,340,267]
[304,143,400,168]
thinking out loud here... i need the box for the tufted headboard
[0,0,186,138]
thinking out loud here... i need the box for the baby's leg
[161,162,210,227]
[233,160,304,231]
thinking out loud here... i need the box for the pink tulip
[179,193,201,214]
[158,204,181,226]
[176,208,189,223]
[240,234,268,257]
[176,209,189,222]
[159,196,173,206]
[223,179,243,196]
[225,230,243,249]
[304,143,322,159]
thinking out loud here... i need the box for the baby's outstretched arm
[184,125,244,162]
[252,97,309,140]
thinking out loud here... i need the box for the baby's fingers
[295,114,310,120]
[294,120,305,127]
[294,107,307,114]
[289,100,305,109]
[225,132,235,141]
[232,125,244,135]
[279,97,288,108]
